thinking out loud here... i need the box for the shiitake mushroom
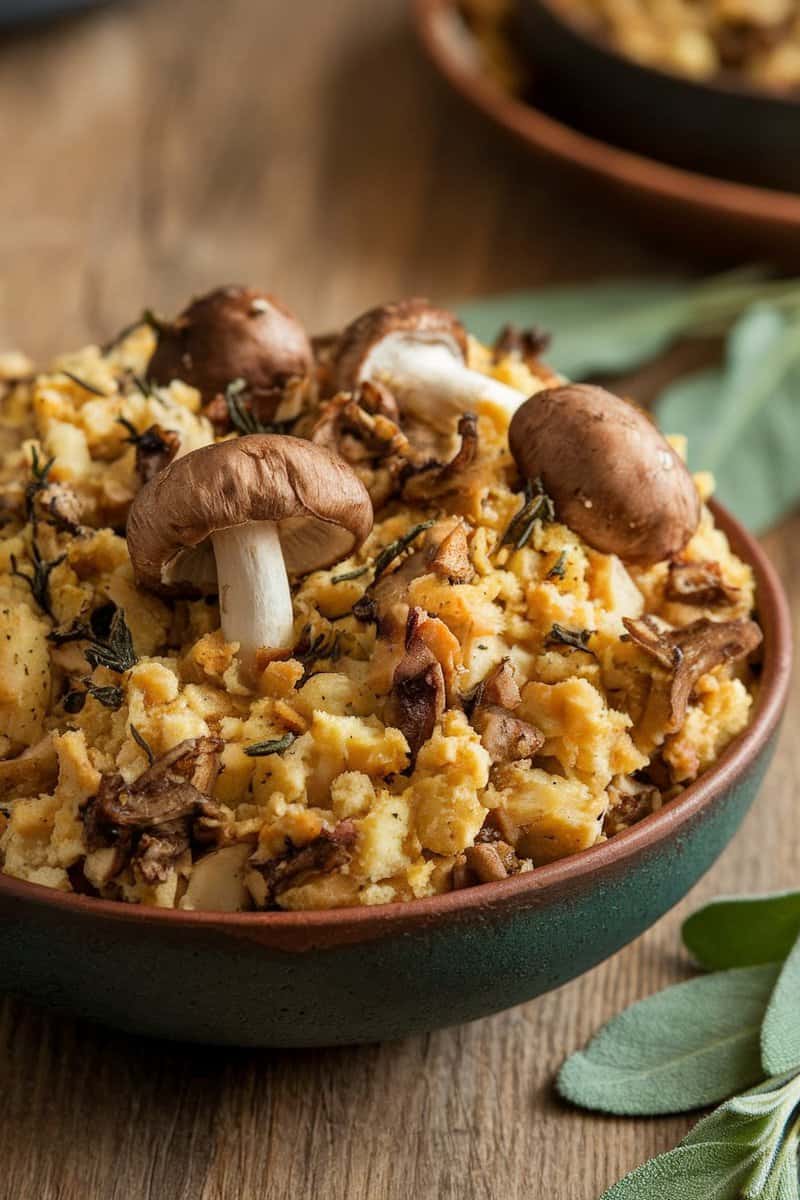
[508,384,701,565]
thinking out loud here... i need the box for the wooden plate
[412,0,800,264]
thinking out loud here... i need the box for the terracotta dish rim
[0,498,791,931]
[411,0,800,230]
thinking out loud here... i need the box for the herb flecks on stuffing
[0,292,762,911]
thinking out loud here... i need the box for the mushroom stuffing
[0,288,762,911]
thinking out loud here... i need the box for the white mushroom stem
[211,520,293,666]
[364,336,525,432]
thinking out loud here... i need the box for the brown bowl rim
[412,0,800,230]
[0,497,791,934]
[530,0,800,109]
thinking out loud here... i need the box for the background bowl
[517,0,800,192]
[413,0,800,264]
[0,501,790,1047]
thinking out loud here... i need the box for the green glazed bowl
[0,502,791,1046]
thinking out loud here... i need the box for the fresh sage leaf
[557,964,778,1115]
[763,935,800,1077]
[601,1142,762,1200]
[602,1073,800,1200]
[683,892,800,971]
[656,305,800,533]
[457,269,800,380]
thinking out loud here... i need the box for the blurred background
[0,0,691,362]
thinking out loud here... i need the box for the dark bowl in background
[0,501,791,1047]
[517,0,800,193]
[0,0,108,28]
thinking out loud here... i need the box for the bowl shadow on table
[313,14,698,301]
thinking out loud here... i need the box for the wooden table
[0,2,796,1197]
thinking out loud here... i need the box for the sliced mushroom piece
[332,300,526,439]
[509,384,701,565]
[665,561,740,608]
[402,412,480,503]
[386,612,446,763]
[0,734,57,801]
[127,435,372,670]
[180,843,253,912]
[623,615,763,731]
[146,286,313,429]
[427,520,473,583]
[131,424,181,485]
[468,658,543,764]
[249,821,357,907]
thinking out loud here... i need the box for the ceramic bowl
[517,0,800,192]
[0,501,791,1047]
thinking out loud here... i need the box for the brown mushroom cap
[126,434,373,595]
[332,298,469,392]
[146,285,313,413]
[508,384,701,565]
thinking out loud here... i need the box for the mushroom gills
[211,520,293,661]
[363,336,524,431]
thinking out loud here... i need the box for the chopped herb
[500,478,555,550]
[546,551,568,580]
[244,733,296,757]
[86,682,124,710]
[223,378,288,436]
[24,447,56,523]
[10,546,65,619]
[130,724,155,765]
[83,608,137,674]
[373,519,435,579]
[58,370,108,398]
[331,565,369,583]
[546,623,595,652]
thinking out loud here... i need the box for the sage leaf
[602,1073,800,1200]
[457,270,800,379]
[557,964,778,1115]
[601,1142,761,1200]
[683,892,800,970]
[763,935,800,1077]
[656,305,800,533]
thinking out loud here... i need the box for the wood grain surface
[0,2,796,1198]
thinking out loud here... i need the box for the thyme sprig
[23,446,56,523]
[500,478,555,550]
[63,681,125,713]
[10,544,65,620]
[244,733,296,758]
[331,565,370,584]
[373,519,436,579]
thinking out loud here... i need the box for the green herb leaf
[58,370,109,397]
[656,305,800,533]
[244,733,295,758]
[683,892,800,970]
[602,1072,800,1200]
[84,608,137,674]
[557,964,779,1116]
[762,934,800,1077]
[372,519,435,578]
[458,269,800,379]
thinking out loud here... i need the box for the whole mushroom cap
[126,434,373,595]
[332,298,469,392]
[508,384,701,565]
[146,285,313,410]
